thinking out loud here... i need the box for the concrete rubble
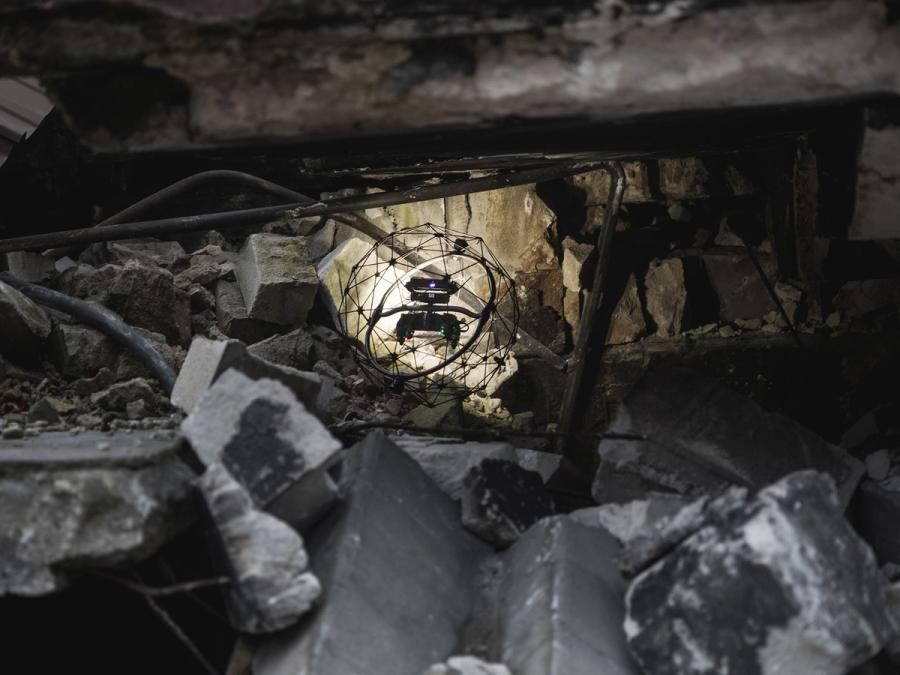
[624,471,898,675]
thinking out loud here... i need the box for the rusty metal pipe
[0,162,607,255]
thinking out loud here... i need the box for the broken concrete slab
[625,471,898,675]
[182,369,342,530]
[460,459,554,548]
[498,516,639,675]
[170,336,322,415]
[0,430,194,596]
[0,279,52,363]
[255,432,491,675]
[235,233,318,326]
[199,464,320,634]
[593,365,864,509]
[214,279,280,344]
[644,258,686,336]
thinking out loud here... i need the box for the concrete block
[625,471,898,675]
[48,322,118,378]
[181,369,342,529]
[171,336,322,415]
[594,365,864,510]
[248,327,314,371]
[235,233,318,326]
[214,279,280,344]
[199,464,320,634]
[255,432,491,675]
[497,517,639,675]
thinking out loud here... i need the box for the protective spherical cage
[338,223,519,406]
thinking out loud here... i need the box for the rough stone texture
[48,322,117,378]
[235,234,318,326]
[182,369,342,530]
[423,657,512,675]
[106,239,187,269]
[91,377,157,412]
[248,327,315,371]
[851,114,900,240]
[703,251,775,322]
[5,1,897,153]
[561,237,593,294]
[606,274,646,345]
[624,471,898,675]
[567,162,654,204]
[644,258,686,336]
[0,430,194,596]
[199,464,320,634]
[659,158,710,199]
[569,492,695,544]
[255,432,490,675]
[57,261,191,345]
[460,459,555,548]
[0,279,52,363]
[498,516,639,675]
[171,336,322,415]
[593,365,864,509]
[214,279,279,344]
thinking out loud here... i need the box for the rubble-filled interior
[2,2,900,674]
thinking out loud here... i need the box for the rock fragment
[235,233,318,326]
[607,273,646,344]
[214,279,280,344]
[703,251,774,322]
[255,432,490,675]
[624,471,898,675]
[106,239,186,269]
[48,323,118,378]
[182,369,342,530]
[199,464,320,634]
[460,459,554,548]
[248,327,314,371]
[561,237,593,294]
[593,365,864,509]
[423,656,512,675]
[0,279,52,363]
[91,378,157,413]
[644,258,686,336]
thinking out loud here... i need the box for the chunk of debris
[255,432,490,675]
[460,459,554,548]
[26,397,63,425]
[561,237,594,294]
[214,279,280,344]
[624,471,898,675]
[170,336,321,415]
[182,369,342,530]
[644,258,686,336]
[703,251,774,322]
[91,377,158,413]
[0,279,52,363]
[593,366,864,509]
[607,273,647,345]
[4,251,55,282]
[569,492,696,544]
[0,431,194,596]
[422,656,512,675]
[48,323,118,378]
[235,233,318,326]
[199,464,320,634]
[248,327,315,371]
[497,516,639,675]
[106,239,187,269]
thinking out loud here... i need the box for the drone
[339,223,519,406]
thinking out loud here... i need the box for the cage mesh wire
[338,223,519,406]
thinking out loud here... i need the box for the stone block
[703,251,775,322]
[625,471,898,675]
[254,432,490,675]
[199,464,320,634]
[497,516,639,675]
[235,233,318,326]
[644,258,686,336]
[181,369,342,529]
[106,238,187,268]
[171,336,322,415]
[91,377,157,412]
[0,279,52,364]
[305,219,337,262]
[460,459,555,548]
[214,279,280,344]
[0,430,194,596]
[606,273,646,344]
[659,157,710,199]
[594,365,864,509]
[561,237,593,293]
[48,323,118,378]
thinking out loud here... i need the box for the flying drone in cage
[338,223,519,406]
